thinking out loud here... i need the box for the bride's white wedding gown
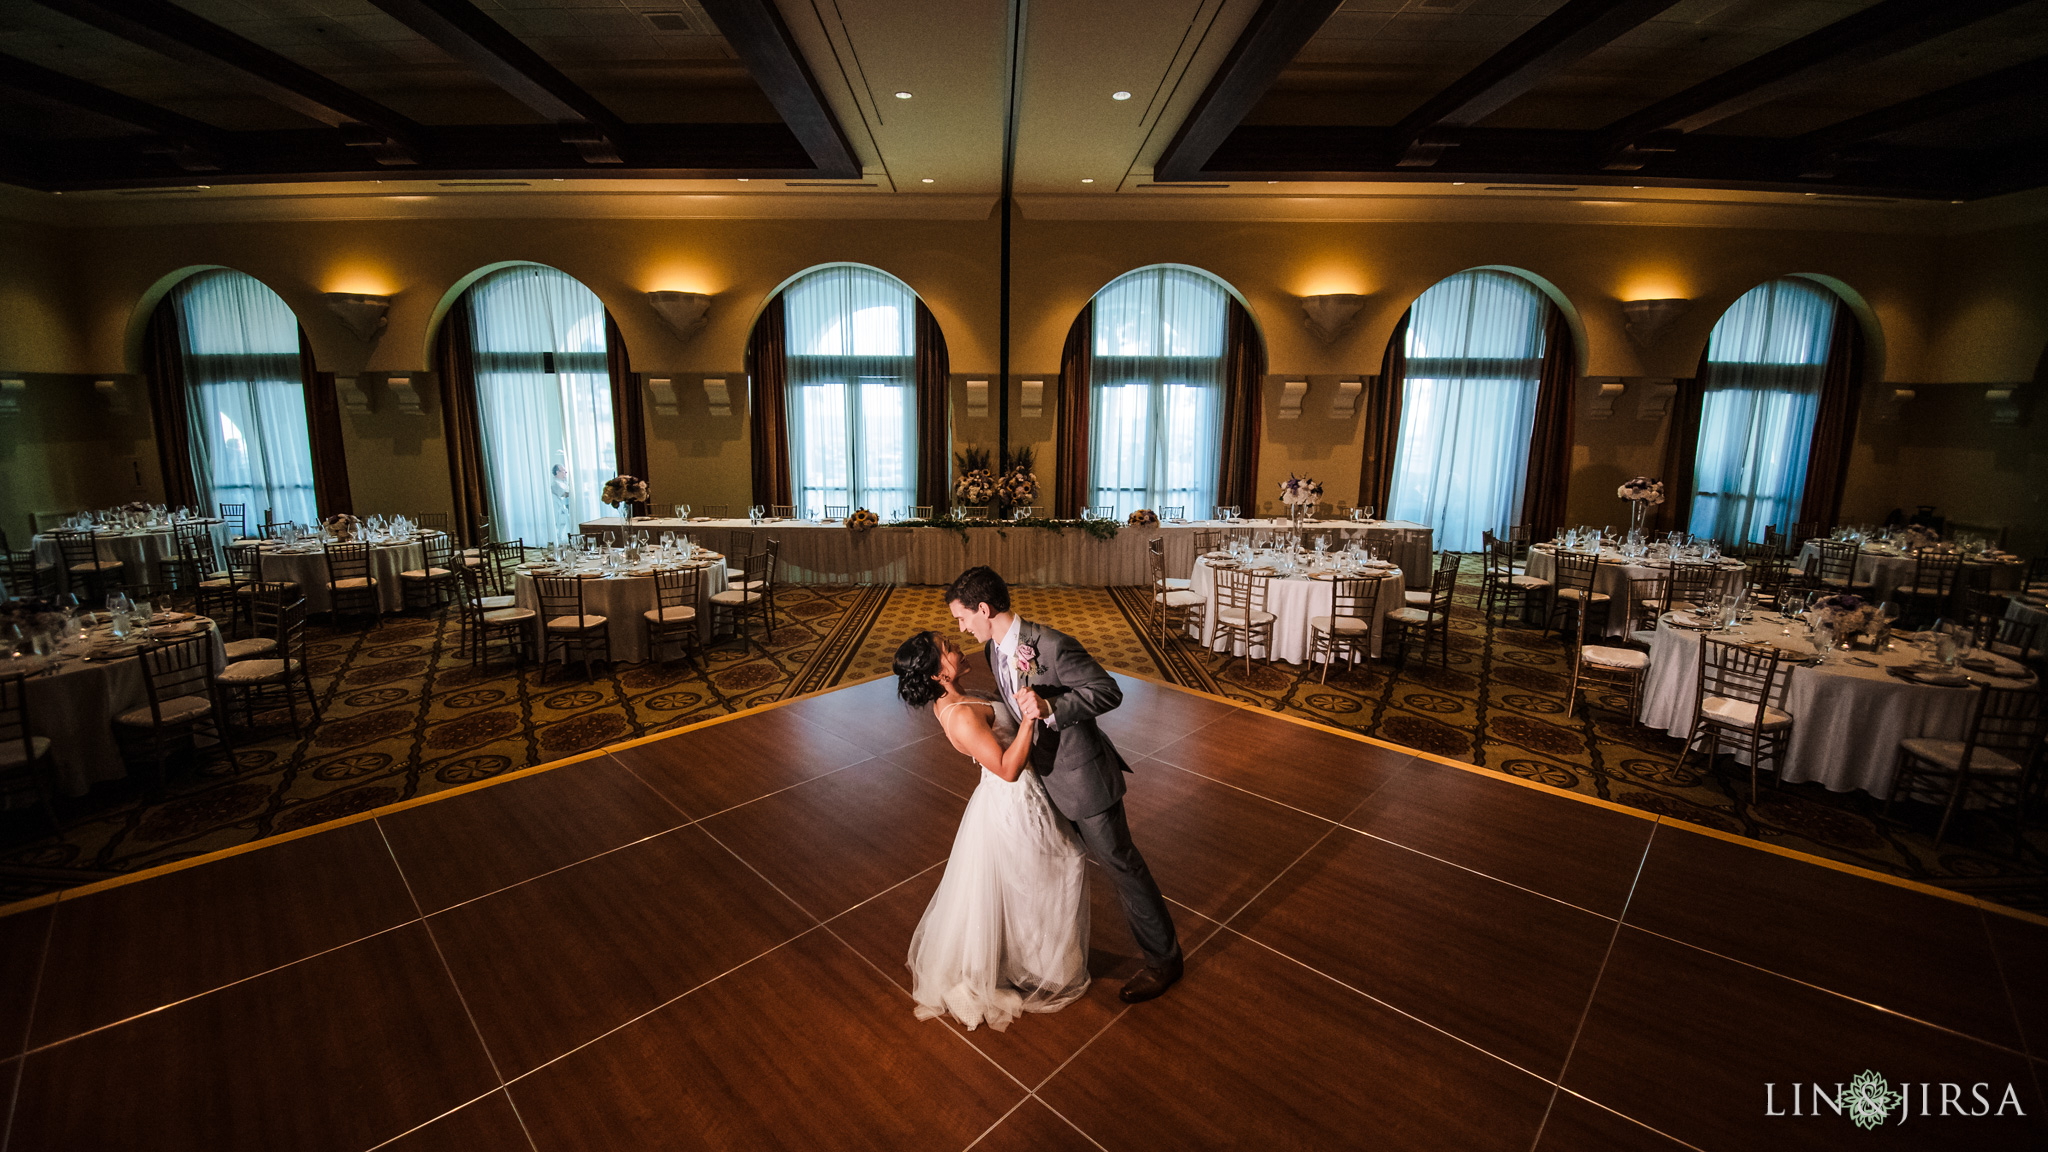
[907,698,1091,1031]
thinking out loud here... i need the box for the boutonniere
[1012,643,1042,684]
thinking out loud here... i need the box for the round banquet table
[1638,612,2039,800]
[513,559,730,664]
[2008,594,2046,635]
[12,615,226,796]
[1793,542,2025,605]
[1186,555,1407,663]
[32,520,230,582]
[1523,545,1748,637]
[256,535,434,615]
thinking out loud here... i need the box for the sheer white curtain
[1089,267,1226,518]
[173,270,319,526]
[1688,279,1837,545]
[468,265,616,545]
[783,265,917,516]
[1386,270,1548,551]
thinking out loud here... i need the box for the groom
[944,565,1184,1003]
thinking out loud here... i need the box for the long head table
[578,517,1434,587]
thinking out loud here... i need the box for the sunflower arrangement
[1127,509,1159,527]
[601,474,650,507]
[953,447,996,505]
[994,446,1039,509]
[848,508,879,531]
[321,513,360,541]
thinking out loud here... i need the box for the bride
[893,631,1090,1031]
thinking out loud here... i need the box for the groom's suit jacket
[987,619,1129,820]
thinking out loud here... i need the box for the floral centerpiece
[1,597,63,633]
[953,447,996,508]
[1279,474,1323,529]
[1900,524,1941,553]
[321,513,359,542]
[994,447,1038,513]
[847,508,879,531]
[601,474,650,509]
[1617,476,1665,537]
[1127,508,1159,527]
[1810,593,1877,641]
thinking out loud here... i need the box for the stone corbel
[647,377,678,417]
[386,375,423,416]
[1875,386,1914,424]
[336,375,373,415]
[1329,380,1361,419]
[95,379,128,414]
[965,380,989,418]
[1019,379,1044,418]
[1635,378,1678,421]
[1277,380,1308,420]
[1586,377,1626,420]
[0,378,23,416]
[1985,386,2025,425]
[702,378,731,417]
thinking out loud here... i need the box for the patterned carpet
[4,566,2043,911]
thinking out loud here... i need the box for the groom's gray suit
[990,619,1182,970]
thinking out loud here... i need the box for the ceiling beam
[1600,0,2034,158]
[0,51,222,144]
[362,0,625,164]
[1391,0,1682,167]
[29,0,419,163]
[1799,56,2048,154]
[697,0,858,178]
[1153,0,1346,182]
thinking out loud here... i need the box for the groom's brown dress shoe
[1119,959,1183,1004]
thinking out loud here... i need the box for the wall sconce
[1586,377,1626,420]
[965,380,989,418]
[95,379,129,414]
[1300,294,1367,343]
[647,377,678,416]
[336,375,373,415]
[386,375,423,416]
[647,291,713,341]
[0,378,23,416]
[1329,380,1361,418]
[1277,379,1309,420]
[1621,298,1691,349]
[1019,379,1044,417]
[702,378,731,417]
[323,293,392,342]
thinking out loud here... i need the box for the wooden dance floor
[2,673,2042,1150]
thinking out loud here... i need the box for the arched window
[780,265,919,516]
[1089,266,1228,517]
[465,265,616,544]
[1688,279,1839,543]
[170,270,318,526]
[1387,270,1551,551]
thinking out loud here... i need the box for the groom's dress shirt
[994,617,1052,728]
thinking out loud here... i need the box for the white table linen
[14,616,226,796]
[579,517,1435,587]
[1186,557,1407,663]
[1794,542,2024,605]
[1524,545,1747,636]
[513,561,729,664]
[1638,613,2037,800]
[257,537,432,614]
[33,520,229,581]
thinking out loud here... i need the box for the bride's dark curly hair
[893,631,945,707]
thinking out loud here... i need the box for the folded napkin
[1959,653,2026,678]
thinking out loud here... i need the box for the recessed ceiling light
[894,91,913,99]
[921,178,933,183]
[738,178,748,182]
[1451,182,1465,186]
[1632,185,1643,189]
[1112,91,1131,101]
[1081,178,1094,183]
[1951,199,1964,204]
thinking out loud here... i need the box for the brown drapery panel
[604,311,648,485]
[142,301,202,511]
[1518,304,1575,540]
[1656,348,1710,534]
[748,296,792,508]
[435,297,490,546]
[1356,312,1408,515]
[1796,301,1864,531]
[297,331,353,517]
[914,300,952,514]
[1053,303,1093,519]
[1215,300,1265,513]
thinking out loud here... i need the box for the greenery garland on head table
[889,515,1124,542]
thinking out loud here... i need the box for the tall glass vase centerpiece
[1617,476,1665,543]
[1279,474,1324,533]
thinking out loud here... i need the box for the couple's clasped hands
[1014,687,1048,727]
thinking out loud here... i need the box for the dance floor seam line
[1530,821,1659,1147]
[1978,904,2036,1065]
[1020,1093,1114,1152]
[379,820,517,1093]
[1549,1087,1712,1152]
[1345,825,1631,926]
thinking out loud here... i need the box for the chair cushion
[1216,607,1275,626]
[708,590,762,606]
[218,658,295,684]
[483,608,535,624]
[399,567,451,579]
[199,578,234,589]
[1404,590,1431,606]
[1555,588,1610,602]
[1385,606,1437,625]
[115,695,212,726]
[1154,589,1204,608]
[1701,694,1793,730]
[1310,614,1372,635]
[1581,645,1649,670]
[0,735,51,769]
[546,614,607,630]
[329,576,377,589]
[479,595,516,610]
[1162,577,1191,591]
[737,579,768,592]
[644,605,699,623]
[1508,575,1550,589]
[221,637,278,660]
[68,561,122,572]
[1898,738,2023,775]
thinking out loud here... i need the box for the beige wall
[3,203,2043,553]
